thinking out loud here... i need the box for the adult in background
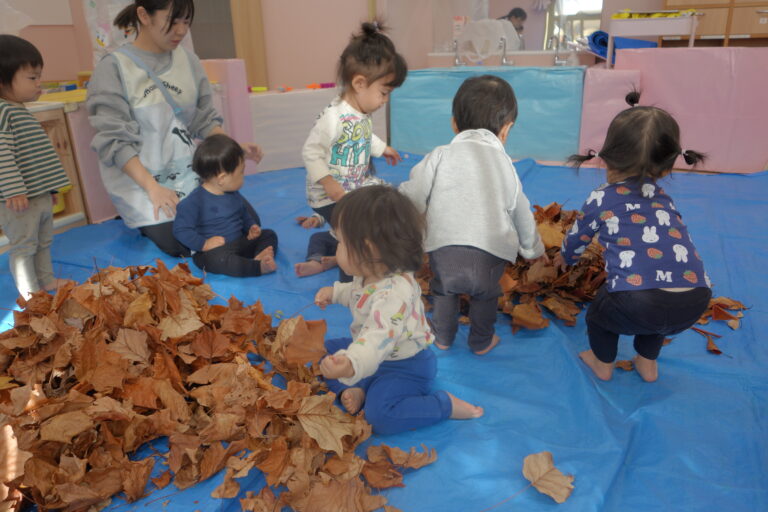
[87,0,262,256]
[500,7,527,49]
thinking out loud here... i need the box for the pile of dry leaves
[0,262,434,511]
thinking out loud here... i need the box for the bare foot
[294,257,337,277]
[43,278,74,292]
[340,387,365,414]
[258,255,277,275]
[434,341,451,350]
[633,354,659,382]
[472,335,500,356]
[255,246,274,260]
[447,392,484,419]
[579,349,614,381]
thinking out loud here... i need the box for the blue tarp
[2,158,766,511]
[390,67,584,162]
[588,30,658,65]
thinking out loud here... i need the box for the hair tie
[372,20,379,31]
[681,149,694,165]
[587,149,598,159]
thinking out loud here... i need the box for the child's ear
[351,74,368,92]
[451,117,459,134]
[498,121,514,143]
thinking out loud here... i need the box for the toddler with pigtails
[295,21,406,280]
[314,185,484,435]
[558,92,712,383]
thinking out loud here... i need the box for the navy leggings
[586,286,712,362]
[323,338,452,435]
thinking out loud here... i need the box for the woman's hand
[320,353,354,379]
[314,286,333,309]
[202,236,225,252]
[242,143,264,164]
[382,146,401,166]
[247,224,261,240]
[5,194,29,213]
[147,183,180,220]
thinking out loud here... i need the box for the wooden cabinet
[662,0,768,45]
[0,105,87,253]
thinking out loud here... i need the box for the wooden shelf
[662,0,768,45]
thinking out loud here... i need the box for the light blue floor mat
[2,157,766,511]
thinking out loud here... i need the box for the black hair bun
[625,90,641,107]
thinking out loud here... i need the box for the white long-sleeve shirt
[330,273,433,386]
[301,96,386,208]
[399,128,544,262]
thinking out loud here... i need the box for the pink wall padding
[579,67,641,157]
[200,59,258,174]
[616,48,768,173]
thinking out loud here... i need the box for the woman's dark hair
[114,0,195,33]
[453,75,518,135]
[567,90,706,180]
[337,21,408,90]
[505,7,527,20]
[332,185,424,274]
[0,35,43,88]
[192,134,244,181]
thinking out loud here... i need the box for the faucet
[551,36,567,66]
[499,36,509,65]
[452,39,461,66]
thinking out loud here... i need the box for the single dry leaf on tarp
[615,360,634,371]
[284,317,327,366]
[240,486,278,512]
[297,394,358,456]
[121,458,154,502]
[110,328,151,365]
[296,477,387,512]
[211,468,240,499]
[191,328,232,360]
[540,296,581,326]
[384,507,403,512]
[705,335,722,355]
[367,444,437,469]
[151,470,172,490]
[157,292,204,340]
[123,292,156,327]
[361,459,404,489]
[39,410,94,444]
[511,302,550,333]
[522,451,574,503]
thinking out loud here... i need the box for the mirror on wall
[431,0,602,55]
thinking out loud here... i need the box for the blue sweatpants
[324,338,452,435]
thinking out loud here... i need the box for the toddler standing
[400,75,544,355]
[296,21,406,279]
[0,35,71,299]
[559,92,712,382]
[315,185,483,435]
[173,134,277,276]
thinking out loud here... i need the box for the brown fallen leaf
[522,451,575,504]
[511,302,550,333]
[615,360,634,371]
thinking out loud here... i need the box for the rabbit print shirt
[330,272,433,386]
[561,179,708,292]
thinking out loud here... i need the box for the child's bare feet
[340,387,365,415]
[447,392,484,419]
[294,257,337,277]
[255,249,277,275]
[43,278,74,292]
[472,334,500,356]
[633,354,659,382]
[579,349,614,381]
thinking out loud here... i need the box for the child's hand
[320,353,354,379]
[382,146,401,166]
[247,224,262,239]
[241,143,264,164]
[202,236,226,251]
[319,176,345,202]
[553,252,568,272]
[296,216,321,229]
[6,194,29,212]
[314,286,333,309]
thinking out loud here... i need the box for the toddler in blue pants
[314,185,483,435]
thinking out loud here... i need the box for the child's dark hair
[332,185,423,274]
[504,7,527,20]
[453,75,518,135]
[568,91,706,180]
[0,35,43,88]
[192,134,244,181]
[114,0,195,33]
[337,21,408,90]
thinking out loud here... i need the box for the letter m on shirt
[655,270,673,282]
